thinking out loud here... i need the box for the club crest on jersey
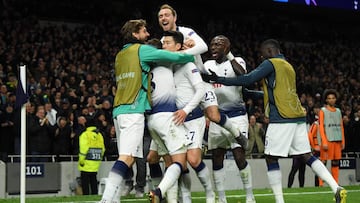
[191,69,199,73]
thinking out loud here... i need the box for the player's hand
[183,38,195,50]
[173,109,187,125]
[322,145,328,151]
[201,69,219,83]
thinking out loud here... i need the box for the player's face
[162,36,180,51]
[260,45,272,61]
[326,94,337,106]
[158,8,176,31]
[209,38,226,60]
[133,26,150,42]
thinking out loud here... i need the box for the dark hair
[120,19,147,44]
[146,38,162,49]
[323,89,338,103]
[163,30,184,46]
[261,39,280,50]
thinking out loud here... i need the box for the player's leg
[147,147,163,189]
[264,123,297,203]
[202,88,247,148]
[205,105,247,148]
[211,148,227,203]
[100,114,144,203]
[185,117,215,203]
[265,156,284,203]
[155,152,187,203]
[294,123,346,202]
[233,147,255,203]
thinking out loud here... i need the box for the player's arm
[308,123,320,151]
[318,109,328,150]
[223,40,246,75]
[243,88,264,100]
[174,66,205,125]
[140,44,194,64]
[182,29,208,56]
[340,115,345,149]
[216,60,273,86]
[230,57,247,75]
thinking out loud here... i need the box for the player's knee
[187,158,201,168]
[147,151,160,164]
[205,106,220,123]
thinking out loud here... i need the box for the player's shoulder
[178,26,196,36]
[184,61,198,69]
[204,59,216,65]
[235,57,246,68]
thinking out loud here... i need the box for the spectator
[246,115,265,158]
[44,102,58,126]
[287,156,306,188]
[0,104,15,162]
[319,89,345,185]
[53,116,72,161]
[27,105,54,162]
[72,115,87,155]
[103,125,118,161]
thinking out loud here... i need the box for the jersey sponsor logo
[191,68,199,73]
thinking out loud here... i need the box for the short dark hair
[163,30,184,46]
[261,39,280,50]
[146,38,162,49]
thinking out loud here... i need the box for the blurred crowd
[0,0,359,162]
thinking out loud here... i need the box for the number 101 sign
[25,164,44,177]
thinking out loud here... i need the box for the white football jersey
[150,66,177,113]
[161,26,208,73]
[173,62,203,110]
[204,57,246,111]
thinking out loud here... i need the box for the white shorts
[149,139,169,156]
[200,84,218,109]
[113,114,144,158]
[147,112,189,155]
[184,116,206,150]
[208,114,249,150]
[264,122,311,157]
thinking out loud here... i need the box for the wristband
[226,52,235,61]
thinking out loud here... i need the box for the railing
[6,152,360,163]
[7,154,119,163]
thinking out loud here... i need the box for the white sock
[197,165,215,199]
[179,171,192,203]
[240,163,254,199]
[267,169,284,203]
[311,159,339,193]
[222,116,239,138]
[213,168,226,200]
[166,180,179,203]
[101,170,123,202]
[158,163,181,195]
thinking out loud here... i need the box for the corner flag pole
[19,65,27,203]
